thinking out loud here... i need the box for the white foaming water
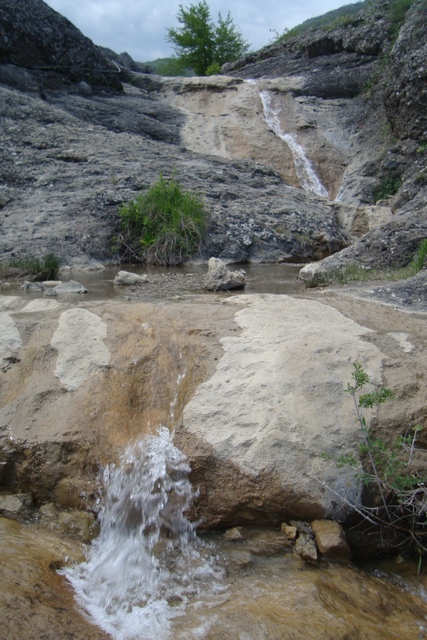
[259,89,329,197]
[62,427,225,640]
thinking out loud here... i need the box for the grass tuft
[116,174,206,265]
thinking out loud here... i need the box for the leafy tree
[166,1,249,76]
[214,12,249,66]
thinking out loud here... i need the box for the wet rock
[39,503,99,542]
[51,280,88,294]
[0,493,33,519]
[21,281,45,291]
[113,270,149,286]
[281,523,298,541]
[205,257,246,291]
[294,531,318,564]
[311,519,351,561]
[223,526,245,541]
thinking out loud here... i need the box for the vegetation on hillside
[115,174,206,265]
[166,1,249,76]
[276,0,418,42]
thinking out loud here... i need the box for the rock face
[0,0,122,93]
[1,0,425,272]
[177,294,387,526]
[1,285,426,542]
[383,1,427,140]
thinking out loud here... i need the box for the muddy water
[2,265,427,638]
[2,263,305,301]
[2,517,427,640]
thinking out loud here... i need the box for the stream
[1,265,427,638]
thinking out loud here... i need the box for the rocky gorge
[1,0,427,637]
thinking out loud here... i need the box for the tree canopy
[166,1,249,76]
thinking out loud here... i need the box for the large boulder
[177,294,387,527]
[205,258,246,291]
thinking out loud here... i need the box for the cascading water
[258,89,329,198]
[61,427,225,640]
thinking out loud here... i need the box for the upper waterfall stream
[259,89,329,197]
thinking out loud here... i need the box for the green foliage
[409,239,427,272]
[7,253,60,280]
[277,1,368,41]
[325,362,427,561]
[206,62,222,75]
[389,0,416,24]
[373,174,402,202]
[166,1,249,76]
[117,174,206,265]
[306,239,427,289]
[151,57,193,77]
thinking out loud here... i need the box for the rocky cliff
[0,0,426,274]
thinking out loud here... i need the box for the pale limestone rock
[311,519,350,560]
[51,308,110,391]
[21,299,61,312]
[0,312,22,364]
[51,280,87,294]
[0,493,32,517]
[0,296,21,312]
[205,257,246,291]
[281,523,298,541]
[180,294,383,526]
[113,270,149,286]
[224,526,245,541]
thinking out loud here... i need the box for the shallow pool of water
[1,263,305,302]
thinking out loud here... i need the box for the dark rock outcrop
[383,1,427,140]
[0,0,122,93]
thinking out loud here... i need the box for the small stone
[51,280,87,294]
[311,519,350,561]
[113,271,149,286]
[21,281,45,291]
[223,526,245,541]
[0,493,33,518]
[294,531,318,564]
[281,523,298,541]
[39,503,99,542]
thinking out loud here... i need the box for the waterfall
[61,427,225,640]
[258,89,329,198]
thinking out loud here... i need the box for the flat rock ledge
[177,293,386,527]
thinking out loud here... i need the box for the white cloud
[44,0,361,62]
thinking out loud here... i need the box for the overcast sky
[43,0,360,62]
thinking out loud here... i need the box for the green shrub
[373,174,402,202]
[206,62,222,75]
[409,239,427,273]
[117,174,206,265]
[322,362,427,565]
[7,253,60,280]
